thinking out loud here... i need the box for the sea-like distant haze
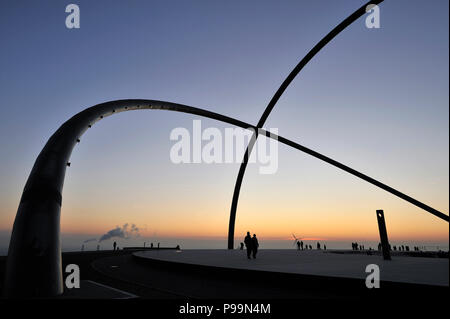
[0,0,448,255]
[0,231,447,256]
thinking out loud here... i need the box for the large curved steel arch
[4,99,448,297]
[228,0,384,248]
[3,99,262,297]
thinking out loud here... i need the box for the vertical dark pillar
[376,209,391,260]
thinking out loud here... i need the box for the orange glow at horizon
[0,190,448,243]
[49,199,448,243]
[0,131,448,245]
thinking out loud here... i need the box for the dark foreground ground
[0,249,448,301]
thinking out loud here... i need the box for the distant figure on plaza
[240,242,244,250]
[158,242,160,249]
[252,234,259,259]
[151,243,153,249]
[300,241,304,250]
[297,241,300,250]
[176,245,181,250]
[309,245,312,250]
[317,242,321,250]
[244,232,252,259]
[324,245,327,250]
[113,241,117,251]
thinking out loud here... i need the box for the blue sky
[0,0,448,251]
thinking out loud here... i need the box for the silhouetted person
[244,231,253,259]
[252,234,259,259]
[324,245,327,250]
[309,245,312,250]
[113,241,117,251]
[297,241,300,250]
[176,245,181,250]
[244,232,252,259]
[240,242,244,250]
[151,243,153,249]
[158,242,160,249]
[317,242,321,250]
[378,243,382,251]
[300,241,304,250]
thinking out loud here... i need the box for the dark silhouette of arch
[228,0,384,248]
[4,99,448,297]
[4,99,264,297]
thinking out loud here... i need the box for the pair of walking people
[244,232,259,259]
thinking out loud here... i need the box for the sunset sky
[0,0,448,252]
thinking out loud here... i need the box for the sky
[0,0,448,253]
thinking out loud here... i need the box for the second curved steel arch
[228,0,385,248]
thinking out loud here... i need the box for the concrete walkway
[134,249,449,286]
